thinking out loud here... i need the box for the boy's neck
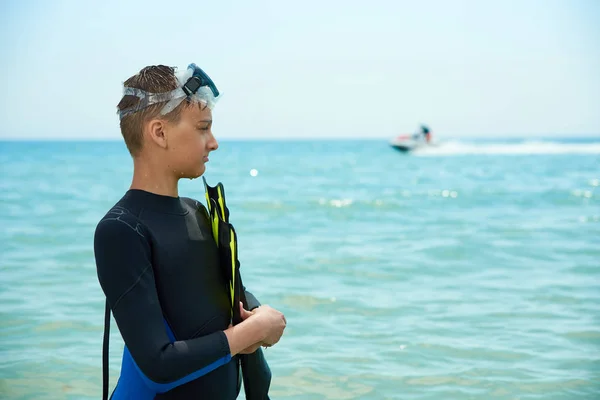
[130,158,179,198]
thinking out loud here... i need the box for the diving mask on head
[118,63,221,120]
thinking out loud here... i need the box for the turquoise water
[1,138,599,399]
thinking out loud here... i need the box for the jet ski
[390,124,434,152]
[389,135,427,152]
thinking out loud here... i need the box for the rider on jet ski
[413,124,432,143]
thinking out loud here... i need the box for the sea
[1,137,599,399]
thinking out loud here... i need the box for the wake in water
[412,139,600,156]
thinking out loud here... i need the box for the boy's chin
[180,165,206,180]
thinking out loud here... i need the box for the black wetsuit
[94,189,258,399]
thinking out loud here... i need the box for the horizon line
[1,134,600,142]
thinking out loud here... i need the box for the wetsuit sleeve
[94,213,231,391]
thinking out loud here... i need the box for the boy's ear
[146,119,168,149]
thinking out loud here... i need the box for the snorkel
[118,63,220,120]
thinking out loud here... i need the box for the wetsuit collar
[125,189,188,215]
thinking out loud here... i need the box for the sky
[0,0,599,140]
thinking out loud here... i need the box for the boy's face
[163,103,218,179]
